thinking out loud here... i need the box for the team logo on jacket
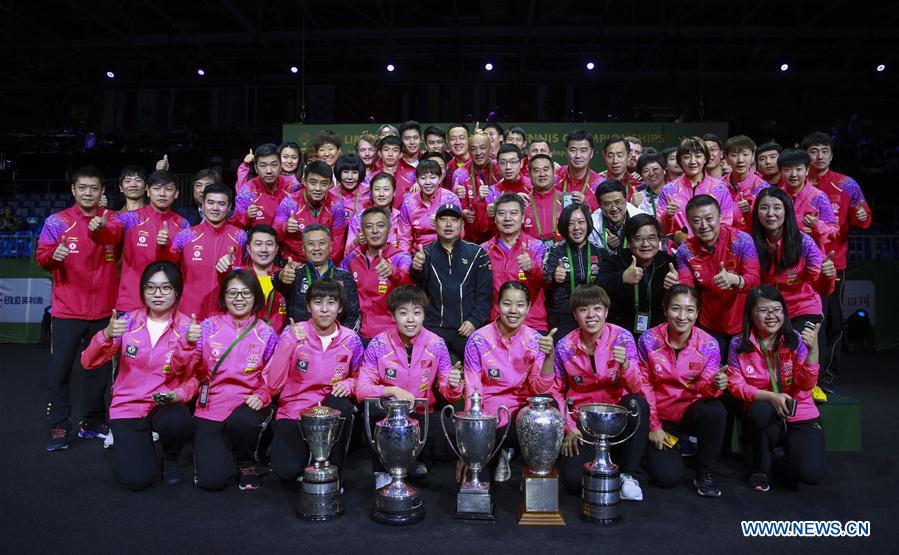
[745,365,755,375]
[572,375,583,385]
[124,345,139,359]
[385,368,397,380]
[782,360,793,385]
[487,368,501,379]
[296,359,308,373]
[246,355,259,367]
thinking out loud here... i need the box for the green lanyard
[530,190,558,239]
[601,226,628,250]
[564,171,591,195]
[633,265,652,310]
[758,335,781,394]
[264,289,275,321]
[305,264,334,286]
[208,318,259,382]
[470,164,494,198]
[566,243,593,294]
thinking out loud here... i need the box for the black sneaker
[46,427,69,452]
[164,459,183,486]
[238,464,260,491]
[693,471,722,497]
[78,421,110,440]
[749,472,770,492]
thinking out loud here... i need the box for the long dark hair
[736,285,799,354]
[752,187,801,274]
[558,202,594,245]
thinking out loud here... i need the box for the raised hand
[622,256,643,285]
[663,262,679,289]
[155,154,169,171]
[243,148,254,165]
[821,251,836,278]
[516,252,533,273]
[665,201,679,217]
[215,246,236,273]
[279,257,297,285]
[606,233,621,249]
[448,361,463,388]
[570,190,585,204]
[186,314,202,344]
[412,244,426,272]
[713,367,728,390]
[553,262,567,284]
[713,262,736,290]
[286,209,300,234]
[631,190,644,208]
[156,221,170,246]
[290,318,307,342]
[52,234,70,262]
[88,210,109,232]
[478,183,490,199]
[738,194,751,214]
[247,204,260,219]
[538,328,558,355]
[104,309,127,339]
[856,204,869,222]
[611,345,628,369]
[374,248,393,279]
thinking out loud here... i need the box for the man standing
[423,125,448,155]
[523,154,564,245]
[598,135,643,205]
[555,129,602,211]
[451,131,498,243]
[177,169,220,226]
[703,134,725,178]
[589,180,646,255]
[755,142,783,186]
[274,161,347,263]
[723,135,769,233]
[246,224,287,334]
[230,143,301,229]
[398,120,423,172]
[778,149,838,251]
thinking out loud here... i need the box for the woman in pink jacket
[638,285,728,497]
[462,281,557,482]
[173,269,278,491]
[555,284,650,501]
[727,285,824,492]
[266,279,364,484]
[356,286,461,488]
[81,261,197,491]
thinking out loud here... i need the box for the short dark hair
[595,179,627,203]
[702,133,723,149]
[398,120,421,136]
[724,135,756,154]
[202,182,233,204]
[447,123,470,136]
[498,280,530,305]
[361,206,392,227]
[685,194,721,216]
[254,143,279,160]
[497,144,522,159]
[676,136,710,166]
[304,160,334,181]
[483,122,505,136]
[528,154,554,170]
[369,172,396,191]
[636,152,665,173]
[314,130,343,150]
[558,202,594,244]
[378,135,402,150]
[247,224,278,243]
[335,154,365,179]
[624,213,662,240]
[117,165,143,185]
[493,192,526,213]
[661,146,678,159]
[387,285,429,312]
[140,260,183,302]
[800,131,832,150]
[305,278,346,311]
[73,166,105,185]
[218,269,264,313]
[662,284,701,312]
[415,159,443,178]
[302,223,332,239]
[570,284,610,311]
[506,127,526,142]
[777,148,811,169]
[423,125,447,140]
[147,170,176,188]
[193,168,221,183]
[564,129,593,149]
[603,135,630,154]
[755,141,783,159]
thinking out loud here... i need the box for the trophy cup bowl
[298,404,346,521]
[516,396,566,526]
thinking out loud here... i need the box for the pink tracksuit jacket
[657,173,735,235]
[480,233,548,330]
[760,232,835,318]
[338,244,412,339]
[397,188,463,253]
[723,172,770,233]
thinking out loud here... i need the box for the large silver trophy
[516,396,566,525]
[441,391,510,522]
[365,398,429,525]
[298,404,346,521]
[575,402,639,525]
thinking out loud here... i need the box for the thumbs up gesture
[665,201,679,217]
[821,251,836,277]
[156,221,170,246]
[155,154,169,171]
[803,210,819,230]
[713,261,736,290]
[279,257,297,285]
[243,148,254,165]
[187,314,202,344]
[448,361,463,388]
[52,233,71,262]
[412,244,426,272]
[479,183,490,199]
[855,204,869,222]
[622,255,643,285]
[738,194,751,214]
[631,190,644,208]
[553,261,568,284]
[606,232,621,249]
[713,367,728,390]
[611,345,629,369]
[247,204,260,219]
[538,328,558,355]
[216,246,236,273]
[453,182,467,200]
[88,210,109,232]
[103,310,127,339]
[289,318,308,342]
[516,252,533,273]
[286,209,300,234]
[663,262,679,289]
[375,248,393,279]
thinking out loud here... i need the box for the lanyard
[758,335,781,394]
[264,290,275,321]
[208,318,259,382]
[305,191,322,218]
[601,226,628,250]
[564,171,591,194]
[305,264,334,286]
[470,164,494,199]
[633,265,653,310]
[566,243,593,294]
[530,190,558,238]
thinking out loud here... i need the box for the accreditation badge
[635,312,650,334]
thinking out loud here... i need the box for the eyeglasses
[600,199,625,209]
[144,284,174,295]
[225,289,254,300]
[632,235,659,244]
[755,307,784,317]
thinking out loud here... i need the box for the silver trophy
[574,402,639,524]
[298,404,346,521]
[441,391,510,522]
[365,398,429,525]
[516,396,566,525]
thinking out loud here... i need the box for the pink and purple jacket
[761,233,835,318]
[273,189,347,263]
[370,163,416,210]
[781,181,838,251]
[554,324,642,432]
[727,332,819,423]
[355,328,459,410]
[346,207,402,252]
[397,188,462,253]
[333,183,371,226]
[81,310,198,419]
[451,160,500,242]
[339,244,413,338]
[637,323,722,431]
[480,234,548,330]
[172,314,278,422]
[462,321,556,427]
[657,174,735,236]
[723,172,770,233]
[256,266,288,335]
[230,175,301,229]
[266,321,364,420]
[36,206,120,320]
[523,188,564,243]
[811,169,872,269]
[554,166,602,212]
[169,221,247,320]
[90,205,189,312]
[676,225,761,335]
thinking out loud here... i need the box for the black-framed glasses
[225,289,254,300]
[144,284,174,295]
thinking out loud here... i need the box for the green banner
[282,122,729,172]
[0,258,49,344]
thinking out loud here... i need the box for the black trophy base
[371,488,425,525]
[581,466,621,525]
[298,467,343,521]
[371,505,425,525]
[453,487,496,523]
[580,512,622,525]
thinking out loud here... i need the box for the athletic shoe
[238,464,260,491]
[694,471,722,497]
[164,459,183,486]
[374,472,392,490]
[103,431,115,449]
[620,473,644,501]
[77,421,110,440]
[749,472,770,492]
[494,448,512,482]
[46,427,69,452]
[811,386,828,404]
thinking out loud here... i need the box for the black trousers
[559,393,649,494]
[743,401,826,484]
[791,314,827,383]
[427,326,467,362]
[547,313,578,345]
[47,316,112,429]
[365,402,447,474]
[821,270,845,375]
[270,396,355,483]
[107,404,193,492]
[193,404,267,491]
[645,398,726,488]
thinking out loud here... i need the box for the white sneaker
[374,472,392,490]
[620,473,643,501]
[103,431,114,449]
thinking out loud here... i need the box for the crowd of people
[36,121,871,502]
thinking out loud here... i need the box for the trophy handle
[608,402,641,447]
[486,405,511,464]
[363,398,381,451]
[440,404,462,460]
[297,416,307,444]
[413,398,429,457]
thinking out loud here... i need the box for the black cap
[435,203,463,218]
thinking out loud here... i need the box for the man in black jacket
[274,224,360,330]
[411,203,493,359]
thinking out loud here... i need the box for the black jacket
[543,240,603,320]
[596,249,674,336]
[273,262,360,331]
[411,239,493,330]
